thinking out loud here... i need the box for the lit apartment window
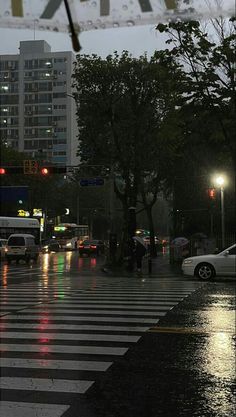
[1,85,9,91]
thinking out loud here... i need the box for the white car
[182,243,236,280]
[6,234,40,264]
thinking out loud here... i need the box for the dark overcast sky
[0,25,165,57]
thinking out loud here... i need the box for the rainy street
[0,252,235,417]
[1,1,236,416]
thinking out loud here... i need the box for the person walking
[124,238,135,272]
[133,236,147,275]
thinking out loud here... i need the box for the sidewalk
[101,249,183,277]
[141,251,182,276]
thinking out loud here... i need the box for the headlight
[183,259,193,265]
[66,242,72,247]
[43,245,49,250]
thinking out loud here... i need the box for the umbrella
[133,236,147,248]
[171,237,189,247]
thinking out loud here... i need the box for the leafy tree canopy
[156,17,236,170]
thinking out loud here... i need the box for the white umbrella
[171,237,189,247]
[133,236,147,248]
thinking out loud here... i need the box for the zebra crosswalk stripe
[0,277,204,415]
[0,402,70,417]
[11,308,171,315]
[0,331,140,343]
[0,343,128,356]
[0,377,94,393]
[0,357,111,371]
[0,323,150,332]
[2,314,161,322]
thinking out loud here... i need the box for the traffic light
[0,165,67,175]
[40,167,50,176]
[208,188,216,199]
[0,166,24,174]
[23,160,38,174]
[40,166,67,175]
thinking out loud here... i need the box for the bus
[0,216,41,244]
[52,223,89,250]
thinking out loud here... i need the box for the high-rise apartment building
[0,40,78,166]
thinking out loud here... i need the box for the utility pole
[76,190,79,225]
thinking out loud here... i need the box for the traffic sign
[23,160,38,174]
[79,178,105,187]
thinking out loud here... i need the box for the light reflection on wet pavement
[0,252,235,416]
[0,251,104,288]
[82,284,236,417]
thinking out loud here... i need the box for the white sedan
[182,243,236,280]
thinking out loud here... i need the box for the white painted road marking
[0,401,70,417]
[0,357,111,371]
[0,331,140,343]
[15,308,173,315]
[0,323,150,332]
[0,343,128,356]
[52,301,179,307]
[3,314,162,322]
[0,377,94,393]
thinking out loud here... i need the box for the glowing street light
[215,176,225,187]
[214,175,226,248]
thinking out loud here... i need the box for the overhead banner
[0,1,234,33]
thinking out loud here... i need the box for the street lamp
[214,175,226,248]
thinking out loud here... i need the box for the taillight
[79,245,83,249]
[91,245,97,249]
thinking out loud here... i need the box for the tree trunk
[146,205,157,258]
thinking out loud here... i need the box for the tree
[72,51,184,257]
[156,16,236,171]
[156,16,236,237]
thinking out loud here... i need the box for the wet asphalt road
[0,252,235,417]
[80,283,235,417]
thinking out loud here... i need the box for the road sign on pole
[79,178,105,187]
[23,160,38,174]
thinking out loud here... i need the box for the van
[6,234,40,264]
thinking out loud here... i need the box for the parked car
[79,239,105,256]
[5,234,40,264]
[41,239,61,253]
[0,239,7,260]
[182,243,236,280]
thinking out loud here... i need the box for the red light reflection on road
[1,264,9,286]
[78,257,84,269]
[90,258,97,268]
[39,338,50,343]
[38,359,50,367]
[40,318,50,324]
[90,278,97,290]
[0,346,7,352]
[38,325,49,331]
[40,346,50,353]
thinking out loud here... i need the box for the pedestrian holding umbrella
[133,236,147,275]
